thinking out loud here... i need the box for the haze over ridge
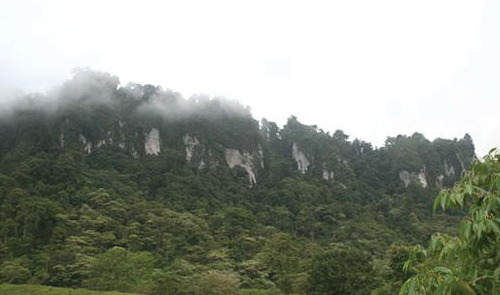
[0,0,498,156]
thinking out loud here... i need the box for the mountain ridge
[0,69,477,295]
[0,69,475,191]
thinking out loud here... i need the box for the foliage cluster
[399,150,500,295]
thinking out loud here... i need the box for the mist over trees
[0,69,487,295]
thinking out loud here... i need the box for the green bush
[0,259,31,284]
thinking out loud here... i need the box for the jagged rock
[418,170,428,188]
[456,152,466,171]
[183,134,200,162]
[444,160,455,177]
[97,139,106,148]
[399,168,428,188]
[225,148,257,185]
[292,143,310,174]
[399,171,411,187]
[258,144,265,169]
[322,170,334,181]
[436,174,445,189]
[107,131,113,144]
[132,148,139,158]
[96,132,113,148]
[59,132,65,148]
[145,128,160,155]
[79,134,92,154]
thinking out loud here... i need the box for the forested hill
[0,69,476,295]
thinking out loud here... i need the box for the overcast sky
[0,0,498,156]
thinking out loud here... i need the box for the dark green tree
[307,246,377,295]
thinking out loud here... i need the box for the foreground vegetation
[399,149,500,295]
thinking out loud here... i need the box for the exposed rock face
[399,171,412,187]
[418,170,428,188]
[456,152,466,171]
[183,134,200,162]
[225,148,257,185]
[322,170,334,181]
[95,132,113,149]
[59,133,65,148]
[444,161,455,177]
[106,131,113,145]
[292,143,310,174]
[97,139,106,148]
[132,148,139,158]
[399,169,428,188]
[79,134,92,154]
[258,144,265,169]
[436,174,445,189]
[145,128,160,155]
[116,121,126,148]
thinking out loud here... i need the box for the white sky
[0,0,498,156]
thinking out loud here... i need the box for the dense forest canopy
[0,69,481,295]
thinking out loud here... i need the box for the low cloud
[0,68,253,123]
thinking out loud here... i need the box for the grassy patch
[0,284,143,295]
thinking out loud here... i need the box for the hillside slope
[0,69,476,295]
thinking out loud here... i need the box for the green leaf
[465,184,473,195]
[403,260,411,272]
[456,281,476,295]
[456,193,464,207]
[473,222,483,239]
[434,266,452,274]
[488,220,500,234]
[465,222,472,241]
[441,194,447,210]
[434,195,442,212]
